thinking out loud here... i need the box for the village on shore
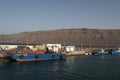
[0,43,120,58]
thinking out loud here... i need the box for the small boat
[92,49,120,55]
[111,49,120,55]
[92,51,109,56]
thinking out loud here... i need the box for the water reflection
[0,55,120,80]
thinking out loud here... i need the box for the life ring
[35,55,39,59]
[52,55,55,58]
[19,55,23,59]
[59,55,62,60]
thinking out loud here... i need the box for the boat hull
[111,50,120,54]
[8,53,66,62]
[92,50,120,55]
[92,51,109,55]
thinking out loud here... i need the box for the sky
[0,0,120,34]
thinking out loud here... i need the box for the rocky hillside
[0,28,120,47]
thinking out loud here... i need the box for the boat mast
[26,38,28,46]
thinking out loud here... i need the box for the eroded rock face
[0,28,120,47]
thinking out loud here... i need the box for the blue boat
[7,52,66,62]
[111,49,120,55]
[0,46,66,62]
[92,51,109,55]
[92,49,120,55]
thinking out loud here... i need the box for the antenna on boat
[27,38,28,45]
[81,43,83,49]
[0,46,7,53]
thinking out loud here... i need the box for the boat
[7,52,66,62]
[0,46,66,62]
[92,49,120,55]
[92,51,109,56]
[110,49,120,55]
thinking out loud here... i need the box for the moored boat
[92,51,109,55]
[110,49,120,55]
[7,52,66,62]
[92,49,120,55]
[0,46,66,62]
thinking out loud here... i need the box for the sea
[0,55,120,80]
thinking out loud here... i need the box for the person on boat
[45,47,49,54]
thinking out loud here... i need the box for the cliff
[0,28,120,47]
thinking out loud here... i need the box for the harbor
[0,43,120,59]
[0,0,120,80]
[0,54,120,80]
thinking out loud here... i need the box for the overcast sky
[0,0,120,34]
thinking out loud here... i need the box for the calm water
[0,55,120,80]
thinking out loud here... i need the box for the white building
[46,44,62,53]
[65,46,75,52]
[0,44,33,50]
[0,44,17,50]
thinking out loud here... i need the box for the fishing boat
[92,51,109,55]
[110,49,120,55]
[0,46,66,62]
[92,49,120,55]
